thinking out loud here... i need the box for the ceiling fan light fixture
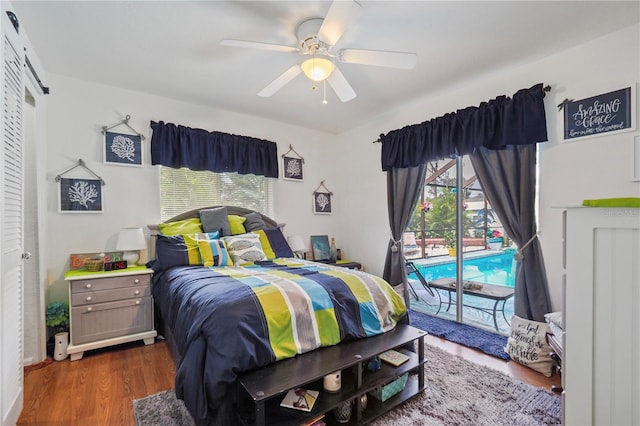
[301,57,335,82]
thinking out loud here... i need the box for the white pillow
[544,311,564,330]
[505,315,554,377]
[222,233,267,265]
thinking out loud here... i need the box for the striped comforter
[152,258,407,422]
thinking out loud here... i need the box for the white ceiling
[10,1,640,134]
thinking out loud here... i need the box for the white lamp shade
[116,228,146,267]
[287,235,308,254]
[116,228,146,250]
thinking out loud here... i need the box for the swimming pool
[411,250,516,287]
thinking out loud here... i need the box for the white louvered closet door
[1,10,24,426]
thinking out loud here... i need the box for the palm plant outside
[408,187,474,242]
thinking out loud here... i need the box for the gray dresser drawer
[71,284,150,306]
[71,296,154,345]
[70,274,151,294]
[65,268,156,360]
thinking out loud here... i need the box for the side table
[64,266,157,360]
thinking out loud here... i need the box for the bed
[147,206,408,424]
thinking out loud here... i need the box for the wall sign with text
[563,86,635,141]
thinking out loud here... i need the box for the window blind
[160,167,274,222]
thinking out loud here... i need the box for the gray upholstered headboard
[147,206,282,260]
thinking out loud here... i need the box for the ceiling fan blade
[338,48,417,69]
[257,65,302,97]
[327,67,356,102]
[221,39,299,53]
[317,0,362,47]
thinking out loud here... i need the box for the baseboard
[2,388,23,426]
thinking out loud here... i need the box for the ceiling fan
[220,0,417,103]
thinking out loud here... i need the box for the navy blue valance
[150,121,279,178]
[380,83,548,171]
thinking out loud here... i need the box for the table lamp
[287,235,308,259]
[116,227,146,267]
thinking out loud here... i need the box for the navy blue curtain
[150,121,279,178]
[380,83,548,170]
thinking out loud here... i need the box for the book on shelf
[378,349,410,367]
[300,414,325,426]
[280,388,319,412]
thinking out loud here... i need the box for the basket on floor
[83,258,104,272]
[369,373,408,402]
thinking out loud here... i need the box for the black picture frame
[563,86,635,141]
[310,235,330,261]
[283,156,303,181]
[104,131,143,166]
[59,177,103,213]
[313,191,332,214]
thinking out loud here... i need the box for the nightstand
[333,259,363,270]
[64,266,157,361]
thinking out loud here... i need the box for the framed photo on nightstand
[310,235,330,261]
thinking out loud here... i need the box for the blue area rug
[409,310,510,360]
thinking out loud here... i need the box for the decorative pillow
[199,207,231,236]
[252,230,277,259]
[263,228,294,258]
[243,212,267,232]
[158,218,203,236]
[222,233,267,265]
[505,315,554,377]
[154,231,219,269]
[228,214,247,235]
[197,238,232,267]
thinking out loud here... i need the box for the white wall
[335,24,640,310]
[43,24,639,313]
[44,74,341,302]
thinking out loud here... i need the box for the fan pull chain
[323,80,328,104]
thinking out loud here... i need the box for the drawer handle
[86,296,92,302]
[134,279,140,284]
[85,283,92,289]
[86,307,92,312]
[135,300,141,305]
[134,290,140,295]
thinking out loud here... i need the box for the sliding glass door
[406,156,514,334]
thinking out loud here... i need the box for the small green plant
[443,231,456,248]
[45,301,69,333]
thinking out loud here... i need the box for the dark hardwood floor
[18,336,561,425]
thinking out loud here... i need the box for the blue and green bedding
[152,258,406,421]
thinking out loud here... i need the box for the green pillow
[228,215,247,235]
[158,218,203,236]
[252,230,276,259]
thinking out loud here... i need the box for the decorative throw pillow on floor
[505,315,554,377]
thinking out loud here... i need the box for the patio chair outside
[405,260,435,298]
[403,232,421,259]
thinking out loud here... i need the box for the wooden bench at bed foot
[427,278,515,332]
[236,325,427,426]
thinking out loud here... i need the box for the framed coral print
[59,177,103,213]
[283,156,304,181]
[313,191,332,214]
[104,131,143,166]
